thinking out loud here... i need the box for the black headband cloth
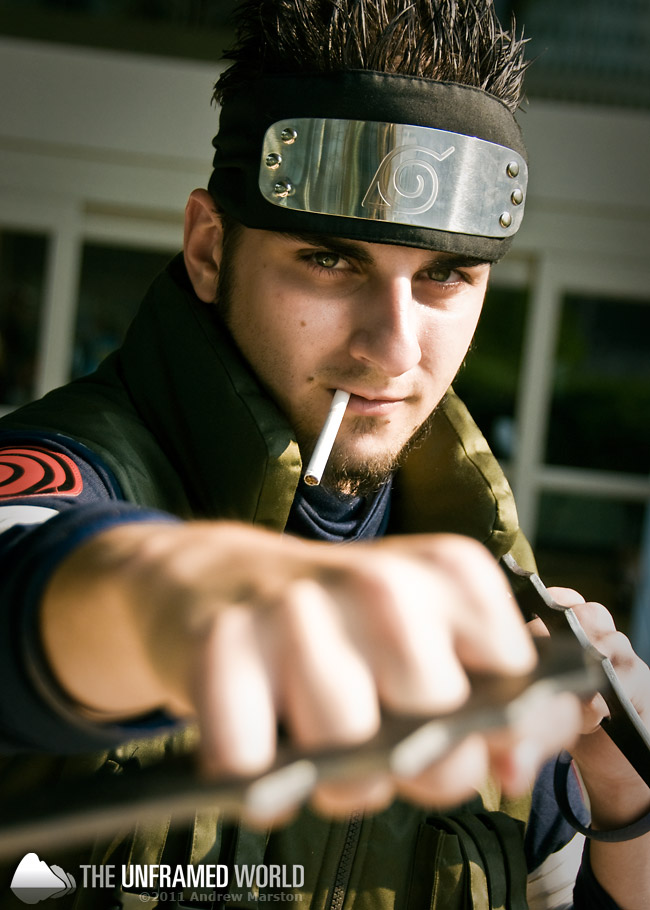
[208,70,528,260]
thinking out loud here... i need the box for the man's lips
[340,390,407,417]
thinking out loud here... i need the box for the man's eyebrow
[279,233,490,271]
[421,253,490,271]
[279,233,376,264]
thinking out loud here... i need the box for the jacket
[0,256,537,909]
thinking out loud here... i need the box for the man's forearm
[580,756,650,908]
[589,836,650,910]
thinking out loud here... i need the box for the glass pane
[453,285,529,461]
[72,243,173,379]
[534,491,646,631]
[546,294,650,474]
[0,229,48,406]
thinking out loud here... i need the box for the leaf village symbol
[361,144,455,215]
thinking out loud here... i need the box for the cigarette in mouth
[303,389,351,486]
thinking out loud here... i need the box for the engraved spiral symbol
[362,144,455,215]
[0,447,83,498]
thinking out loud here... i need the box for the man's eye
[427,267,454,283]
[313,252,341,269]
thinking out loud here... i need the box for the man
[0,1,649,908]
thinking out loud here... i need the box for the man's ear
[183,188,224,303]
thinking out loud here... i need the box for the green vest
[0,257,537,910]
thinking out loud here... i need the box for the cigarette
[303,389,351,486]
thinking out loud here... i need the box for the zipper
[327,811,363,910]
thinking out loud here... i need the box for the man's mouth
[342,390,407,417]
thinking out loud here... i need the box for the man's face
[217,227,490,494]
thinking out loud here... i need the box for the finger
[276,579,380,750]
[488,691,582,796]
[343,552,472,715]
[525,588,586,636]
[310,775,394,818]
[579,691,611,735]
[526,616,550,639]
[333,536,535,716]
[528,597,619,732]
[548,599,622,732]
[393,691,581,808]
[578,628,650,731]
[569,600,617,640]
[547,586,586,607]
[194,605,276,777]
[395,734,490,809]
[396,535,538,675]
[241,805,300,834]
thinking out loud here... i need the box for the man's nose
[348,277,422,377]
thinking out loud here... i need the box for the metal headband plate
[259,118,527,238]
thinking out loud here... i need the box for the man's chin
[318,439,411,497]
[320,456,395,498]
[316,414,436,497]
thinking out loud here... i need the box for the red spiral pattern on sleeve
[0,447,83,498]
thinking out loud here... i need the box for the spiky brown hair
[215,0,529,112]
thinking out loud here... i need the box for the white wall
[0,37,220,214]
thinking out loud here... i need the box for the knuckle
[405,535,502,595]
[606,630,637,668]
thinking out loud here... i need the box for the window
[535,492,646,634]
[72,242,173,378]
[0,230,48,406]
[546,293,650,474]
[454,283,529,462]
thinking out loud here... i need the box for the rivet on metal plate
[499,212,513,228]
[281,127,298,144]
[506,161,520,178]
[511,188,524,206]
[265,153,282,169]
[273,180,295,198]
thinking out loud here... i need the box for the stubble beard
[309,412,436,498]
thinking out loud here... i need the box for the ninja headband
[208,71,528,261]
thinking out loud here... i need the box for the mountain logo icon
[10,853,77,904]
